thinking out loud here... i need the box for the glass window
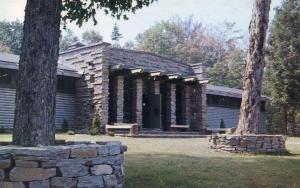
[0,69,13,87]
[57,76,76,94]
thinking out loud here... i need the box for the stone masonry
[170,84,177,125]
[59,43,208,131]
[116,75,124,123]
[208,135,286,153]
[0,142,126,188]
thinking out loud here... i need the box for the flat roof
[0,52,81,78]
[207,84,270,100]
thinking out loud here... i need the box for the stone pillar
[136,79,143,127]
[201,84,207,130]
[116,75,124,123]
[182,85,192,125]
[154,81,160,95]
[170,83,177,125]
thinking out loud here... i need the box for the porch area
[106,64,208,134]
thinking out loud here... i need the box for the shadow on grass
[124,153,300,188]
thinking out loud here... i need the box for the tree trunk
[12,0,62,146]
[236,0,271,135]
[286,104,296,136]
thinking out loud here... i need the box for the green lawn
[1,134,300,188]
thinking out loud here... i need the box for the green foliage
[62,0,155,27]
[264,0,300,134]
[59,29,79,52]
[62,119,69,132]
[82,30,103,44]
[220,119,226,129]
[135,16,245,88]
[0,20,23,55]
[111,23,123,42]
[90,115,101,135]
[0,42,11,53]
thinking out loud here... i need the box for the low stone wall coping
[208,134,287,154]
[0,141,126,188]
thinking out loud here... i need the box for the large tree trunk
[236,0,271,135]
[12,0,62,146]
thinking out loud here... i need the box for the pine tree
[267,0,300,136]
[111,23,123,43]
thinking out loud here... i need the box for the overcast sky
[0,0,283,44]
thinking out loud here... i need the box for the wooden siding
[0,88,76,130]
[207,106,266,133]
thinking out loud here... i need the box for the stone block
[91,164,113,175]
[56,159,84,167]
[59,165,89,177]
[28,180,49,188]
[50,177,77,188]
[9,167,56,181]
[0,159,11,169]
[77,175,104,188]
[97,145,109,155]
[14,155,49,162]
[103,175,118,187]
[15,160,39,168]
[0,181,25,188]
[70,146,98,159]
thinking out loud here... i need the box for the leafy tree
[13,0,155,146]
[208,44,245,88]
[136,16,245,87]
[123,40,135,49]
[0,42,11,53]
[59,29,79,52]
[236,0,271,134]
[82,30,103,44]
[111,23,123,42]
[265,0,300,136]
[0,20,23,55]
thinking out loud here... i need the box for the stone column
[136,79,143,127]
[191,83,206,131]
[201,83,207,130]
[170,83,177,125]
[116,75,124,123]
[154,80,160,95]
[182,85,192,125]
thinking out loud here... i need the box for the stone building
[0,42,267,132]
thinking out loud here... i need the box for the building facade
[0,42,267,133]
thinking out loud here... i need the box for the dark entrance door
[143,94,162,129]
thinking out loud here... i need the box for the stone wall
[0,142,126,188]
[208,135,286,153]
[59,43,110,128]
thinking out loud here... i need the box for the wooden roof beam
[150,71,163,77]
[111,64,124,71]
[130,68,144,74]
[184,77,197,82]
[168,74,182,80]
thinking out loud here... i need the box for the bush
[90,115,101,135]
[220,119,226,129]
[62,119,69,132]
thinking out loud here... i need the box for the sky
[0,0,283,44]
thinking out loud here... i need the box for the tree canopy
[0,20,23,55]
[135,16,245,88]
[264,0,300,135]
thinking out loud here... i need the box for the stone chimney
[191,63,207,79]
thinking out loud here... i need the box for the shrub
[90,115,101,135]
[62,119,69,132]
[220,119,226,129]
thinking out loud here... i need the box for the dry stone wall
[0,142,126,188]
[208,135,286,153]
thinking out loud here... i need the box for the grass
[1,134,300,188]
